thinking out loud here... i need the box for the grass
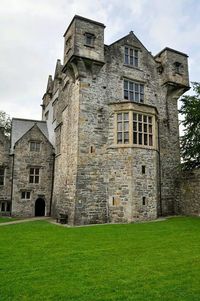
[0,217,20,223]
[0,217,200,301]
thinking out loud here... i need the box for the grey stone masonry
[41,15,189,225]
[11,124,54,217]
[0,128,12,215]
[180,169,200,216]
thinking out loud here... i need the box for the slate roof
[11,118,49,151]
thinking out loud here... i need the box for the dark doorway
[35,198,45,216]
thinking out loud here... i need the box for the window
[133,113,153,146]
[124,79,144,103]
[84,33,95,47]
[6,203,11,212]
[30,142,40,152]
[29,168,40,184]
[116,112,154,147]
[142,165,146,174]
[117,112,129,144]
[0,167,5,185]
[142,197,146,206]
[124,47,138,67]
[21,191,31,199]
[174,61,182,74]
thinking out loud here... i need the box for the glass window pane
[124,122,129,131]
[27,192,30,199]
[135,93,139,102]
[149,124,152,133]
[117,132,122,143]
[125,55,129,64]
[133,113,137,121]
[124,90,128,99]
[130,57,133,65]
[124,132,129,143]
[30,168,34,174]
[143,115,147,122]
[117,114,122,121]
[139,123,142,132]
[124,113,129,120]
[125,47,129,54]
[129,92,134,100]
[30,176,34,183]
[133,122,137,131]
[148,116,152,124]
[144,134,148,145]
[35,168,39,175]
[133,132,137,144]
[124,80,128,89]
[140,85,144,93]
[134,58,138,67]
[35,176,39,184]
[139,133,142,145]
[149,135,153,146]
[134,50,138,57]
[135,84,139,92]
[129,82,133,91]
[138,114,142,121]
[144,124,147,132]
[117,122,122,131]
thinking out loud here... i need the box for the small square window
[85,33,95,47]
[30,142,40,152]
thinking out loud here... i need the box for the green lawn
[0,217,200,301]
[0,217,19,223]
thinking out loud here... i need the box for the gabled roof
[108,31,155,60]
[11,118,49,151]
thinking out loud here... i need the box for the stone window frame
[0,166,5,186]
[21,191,31,200]
[29,167,40,184]
[124,46,139,67]
[84,32,95,48]
[30,141,41,152]
[114,109,156,149]
[124,79,144,103]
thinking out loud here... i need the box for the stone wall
[0,128,12,214]
[180,168,200,216]
[12,125,54,217]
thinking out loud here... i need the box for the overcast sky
[1,0,200,120]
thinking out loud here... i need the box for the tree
[0,111,11,136]
[179,82,200,169]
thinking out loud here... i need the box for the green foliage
[0,217,200,301]
[0,111,11,136]
[179,82,200,169]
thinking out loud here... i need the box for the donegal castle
[0,15,190,225]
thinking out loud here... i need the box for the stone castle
[0,15,192,225]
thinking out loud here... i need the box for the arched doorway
[35,198,45,216]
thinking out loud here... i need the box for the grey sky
[0,0,199,120]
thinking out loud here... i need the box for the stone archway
[35,198,45,216]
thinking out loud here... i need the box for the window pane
[148,116,152,124]
[135,84,139,92]
[124,132,129,144]
[129,82,133,91]
[135,50,138,57]
[117,122,122,131]
[0,168,4,175]
[125,47,129,54]
[133,132,137,144]
[30,176,34,183]
[149,135,153,146]
[133,113,137,121]
[117,132,122,143]
[140,85,144,93]
[130,56,133,65]
[35,169,39,175]
[125,55,129,64]
[35,176,39,184]
[144,124,147,132]
[149,124,152,133]
[133,122,137,131]
[27,192,30,199]
[144,134,148,145]
[124,80,128,90]
[139,123,142,132]
[138,114,142,122]
[30,168,34,174]
[139,133,142,145]
[135,92,139,102]
[134,58,138,67]
[129,91,134,101]
[124,113,129,120]
[124,122,129,131]
[117,114,122,121]
[124,90,128,99]
[143,115,147,122]
[21,192,25,199]
[130,49,133,56]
